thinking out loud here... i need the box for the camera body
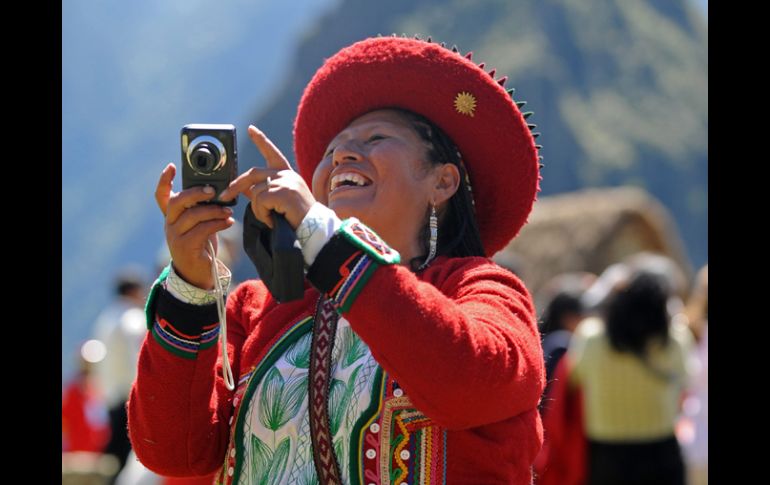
[181,124,238,206]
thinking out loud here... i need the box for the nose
[332,140,363,167]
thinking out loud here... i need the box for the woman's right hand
[155,163,235,289]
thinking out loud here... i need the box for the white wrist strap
[208,240,235,391]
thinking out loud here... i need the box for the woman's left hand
[218,125,316,230]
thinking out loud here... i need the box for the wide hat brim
[294,36,541,256]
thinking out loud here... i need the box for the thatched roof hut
[494,187,692,298]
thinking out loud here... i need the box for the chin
[328,200,366,222]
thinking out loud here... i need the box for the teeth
[330,172,370,191]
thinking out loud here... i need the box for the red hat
[294,35,541,256]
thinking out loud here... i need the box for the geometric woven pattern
[165,259,231,305]
[297,213,324,248]
[308,297,344,484]
[339,218,400,265]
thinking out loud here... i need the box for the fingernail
[224,207,233,215]
[203,186,214,194]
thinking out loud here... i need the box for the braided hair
[391,109,485,270]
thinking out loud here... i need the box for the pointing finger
[248,125,292,171]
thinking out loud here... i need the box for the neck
[396,240,426,268]
[367,226,423,268]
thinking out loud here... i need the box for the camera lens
[187,136,226,175]
[193,146,216,171]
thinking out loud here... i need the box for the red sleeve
[345,257,545,429]
[127,282,266,477]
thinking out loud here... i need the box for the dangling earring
[418,203,438,271]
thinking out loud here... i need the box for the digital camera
[181,124,238,206]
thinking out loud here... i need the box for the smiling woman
[312,109,469,269]
[128,36,544,485]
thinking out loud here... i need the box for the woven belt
[309,296,344,484]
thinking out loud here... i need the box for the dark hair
[115,269,144,297]
[540,292,583,335]
[606,271,670,356]
[391,109,486,269]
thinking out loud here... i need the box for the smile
[329,171,373,194]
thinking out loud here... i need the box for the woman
[568,261,695,485]
[128,36,545,484]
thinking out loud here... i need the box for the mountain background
[62,0,707,382]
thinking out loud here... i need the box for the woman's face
[311,109,437,256]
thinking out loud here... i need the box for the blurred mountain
[691,0,708,18]
[62,0,337,380]
[244,0,707,277]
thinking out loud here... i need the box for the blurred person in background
[680,264,707,485]
[91,267,151,483]
[532,272,594,485]
[62,341,111,453]
[568,256,696,485]
[533,271,598,485]
[538,272,596,390]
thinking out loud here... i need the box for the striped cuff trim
[330,254,378,313]
[307,219,398,313]
[151,317,220,359]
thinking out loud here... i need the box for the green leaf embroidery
[339,326,367,368]
[333,436,345,478]
[344,362,369,431]
[329,365,363,437]
[265,437,291,485]
[298,463,319,485]
[285,332,312,368]
[328,379,346,437]
[282,374,308,426]
[259,367,308,431]
[258,367,284,431]
[250,435,272,484]
[250,435,293,485]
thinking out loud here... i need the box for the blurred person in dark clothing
[533,272,593,485]
[537,272,595,413]
[539,272,596,381]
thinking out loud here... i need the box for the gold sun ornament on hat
[454,91,477,117]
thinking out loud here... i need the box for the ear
[431,163,461,206]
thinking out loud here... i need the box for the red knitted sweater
[128,255,545,484]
